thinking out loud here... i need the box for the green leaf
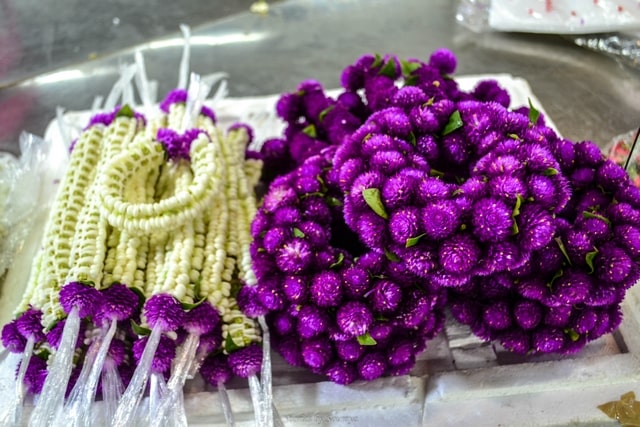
[379,59,397,78]
[330,252,345,269]
[117,104,135,118]
[508,133,522,141]
[35,349,51,361]
[326,196,343,207]
[586,248,599,274]
[543,168,559,176]
[405,233,426,248]
[371,53,383,69]
[193,277,202,301]
[555,237,573,265]
[224,333,242,353]
[131,320,151,336]
[180,296,207,310]
[442,110,463,136]
[408,131,417,147]
[129,286,146,310]
[293,227,306,238]
[362,188,388,219]
[429,169,445,178]
[582,210,611,226]
[564,328,580,342]
[528,98,540,125]
[547,269,563,289]
[512,194,524,218]
[511,220,519,236]
[302,124,317,138]
[400,59,421,77]
[318,105,335,122]
[384,248,400,262]
[404,75,419,86]
[357,332,377,346]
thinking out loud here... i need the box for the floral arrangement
[0,90,268,426]
[245,48,640,384]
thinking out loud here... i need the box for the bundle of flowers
[0,90,267,426]
[247,48,640,382]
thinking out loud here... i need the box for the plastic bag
[574,31,640,70]
[456,0,640,34]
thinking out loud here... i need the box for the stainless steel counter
[1,0,639,156]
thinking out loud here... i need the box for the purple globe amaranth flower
[544,305,573,327]
[428,48,457,75]
[517,205,555,252]
[342,265,371,298]
[95,283,140,325]
[2,320,26,352]
[256,279,286,311]
[513,300,542,330]
[615,225,640,257]
[574,309,598,334]
[160,89,188,113]
[483,301,512,330]
[183,302,220,335]
[336,301,374,337]
[228,343,262,378]
[106,338,127,366]
[438,234,480,275]
[596,244,632,284]
[370,279,403,314]
[282,275,309,304]
[499,329,530,354]
[132,334,176,373]
[471,198,513,243]
[335,339,364,362]
[22,355,48,394]
[59,282,102,318]
[552,271,592,305]
[325,360,357,385]
[297,305,330,339]
[200,353,232,385]
[310,270,343,307]
[143,294,185,333]
[273,335,304,367]
[421,200,460,241]
[357,352,387,381]
[387,339,416,367]
[471,80,510,108]
[271,312,295,336]
[237,285,269,318]
[399,292,434,328]
[300,338,333,370]
[275,238,314,274]
[533,328,566,353]
[574,141,605,167]
[15,308,45,342]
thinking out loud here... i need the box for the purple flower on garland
[1,320,26,353]
[22,355,48,394]
[237,285,269,318]
[15,308,45,342]
[428,48,457,75]
[297,305,330,338]
[310,271,343,307]
[59,282,102,318]
[200,353,232,385]
[183,302,220,336]
[132,334,176,373]
[95,283,140,325]
[143,294,185,333]
[228,343,263,378]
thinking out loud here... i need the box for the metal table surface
[1,0,639,156]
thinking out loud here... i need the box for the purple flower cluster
[449,139,640,354]
[248,147,446,384]
[249,47,640,371]
[156,128,207,161]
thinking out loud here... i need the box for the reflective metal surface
[1,0,640,156]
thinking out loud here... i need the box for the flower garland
[1,89,267,426]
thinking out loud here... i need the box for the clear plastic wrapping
[456,0,640,34]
